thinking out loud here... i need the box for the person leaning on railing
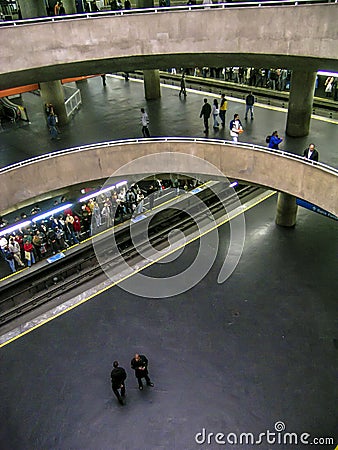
[268,131,283,150]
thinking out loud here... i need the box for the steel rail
[0,184,259,326]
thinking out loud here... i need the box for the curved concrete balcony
[0,2,337,89]
[1,138,337,216]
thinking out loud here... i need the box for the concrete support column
[63,0,77,14]
[286,70,317,137]
[40,80,69,125]
[143,70,161,100]
[17,0,47,18]
[275,192,298,227]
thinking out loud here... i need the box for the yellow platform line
[112,74,338,125]
[0,190,276,348]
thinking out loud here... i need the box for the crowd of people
[173,67,338,101]
[0,178,197,275]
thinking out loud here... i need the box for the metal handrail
[0,0,336,28]
[0,137,336,176]
[64,88,82,117]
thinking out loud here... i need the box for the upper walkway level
[1,138,337,216]
[1,1,338,89]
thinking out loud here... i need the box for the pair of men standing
[110,353,154,406]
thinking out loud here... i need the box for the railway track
[0,183,262,327]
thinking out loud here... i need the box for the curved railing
[1,137,337,176]
[0,0,336,28]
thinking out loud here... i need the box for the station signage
[296,199,337,221]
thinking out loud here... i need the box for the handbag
[24,251,31,261]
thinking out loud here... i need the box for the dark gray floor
[0,196,337,450]
[0,76,337,450]
[0,75,337,168]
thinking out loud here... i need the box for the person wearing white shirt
[140,108,150,137]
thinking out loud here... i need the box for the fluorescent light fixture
[229,181,238,188]
[0,220,32,236]
[32,203,73,222]
[78,181,128,202]
[79,185,117,203]
[116,180,127,188]
[317,71,338,78]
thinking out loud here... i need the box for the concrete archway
[1,139,337,215]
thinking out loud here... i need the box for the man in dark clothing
[199,98,212,134]
[131,353,154,390]
[111,361,127,405]
[47,112,59,140]
[303,143,319,162]
[179,73,187,97]
[245,92,255,120]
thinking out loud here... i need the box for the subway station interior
[0,1,337,449]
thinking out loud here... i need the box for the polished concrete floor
[0,76,337,449]
[0,75,337,169]
[0,196,337,450]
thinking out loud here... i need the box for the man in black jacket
[131,353,154,390]
[199,98,212,134]
[245,92,255,120]
[111,361,127,405]
[303,143,319,162]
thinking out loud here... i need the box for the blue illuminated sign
[296,199,337,221]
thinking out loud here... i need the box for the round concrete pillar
[17,0,47,18]
[63,0,77,14]
[143,70,161,100]
[286,70,317,137]
[40,80,69,125]
[275,192,298,227]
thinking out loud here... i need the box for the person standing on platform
[131,353,154,390]
[245,91,255,120]
[179,73,187,97]
[54,1,60,15]
[148,185,156,210]
[3,245,16,273]
[303,143,319,162]
[58,2,66,14]
[124,0,131,9]
[219,94,227,127]
[8,236,25,268]
[47,111,59,140]
[229,114,243,143]
[101,74,106,86]
[140,108,150,138]
[268,131,283,150]
[199,98,212,134]
[111,361,127,405]
[212,98,220,128]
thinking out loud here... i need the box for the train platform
[0,194,337,449]
[0,74,337,449]
[0,74,338,169]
